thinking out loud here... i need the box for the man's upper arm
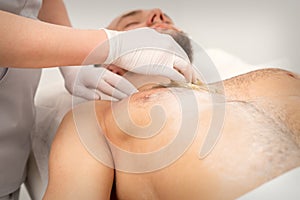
[43,108,114,200]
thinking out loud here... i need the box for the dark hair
[160,30,193,62]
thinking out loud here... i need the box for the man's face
[107,8,180,32]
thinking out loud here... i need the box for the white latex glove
[60,65,137,100]
[103,28,196,83]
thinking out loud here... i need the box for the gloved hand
[103,28,196,83]
[60,65,137,100]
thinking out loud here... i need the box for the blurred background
[63,0,299,72]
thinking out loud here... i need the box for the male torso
[43,68,300,200]
[101,68,300,200]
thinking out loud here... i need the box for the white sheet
[238,167,300,200]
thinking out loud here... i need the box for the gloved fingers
[173,56,194,82]
[165,69,186,82]
[97,80,129,100]
[117,50,186,82]
[103,71,138,96]
[138,64,186,82]
[190,63,203,84]
[73,86,100,100]
[105,28,188,65]
[104,27,196,83]
[191,70,198,84]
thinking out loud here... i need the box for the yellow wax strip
[154,79,222,94]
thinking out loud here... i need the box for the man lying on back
[43,8,300,200]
